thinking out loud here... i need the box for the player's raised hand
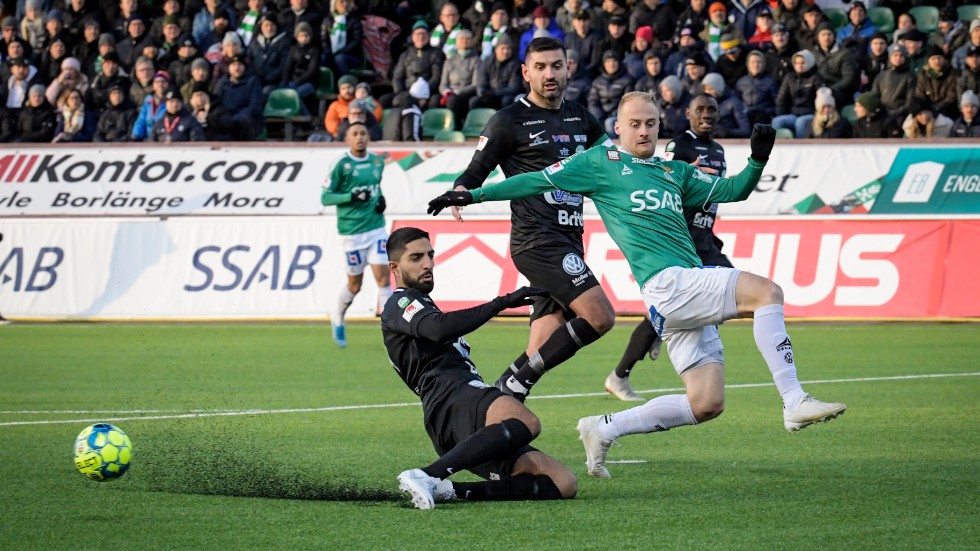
[427,190,473,216]
[494,287,550,309]
[749,124,776,163]
[351,189,372,202]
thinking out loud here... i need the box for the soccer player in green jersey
[320,122,391,348]
[428,92,846,478]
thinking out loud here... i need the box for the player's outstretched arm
[685,124,775,206]
[427,171,560,216]
[414,287,550,341]
[321,188,372,206]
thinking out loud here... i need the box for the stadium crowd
[0,0,977,142]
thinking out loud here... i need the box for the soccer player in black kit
[446,37,616,401]
[382,227,577,510]
[604,93,735,401]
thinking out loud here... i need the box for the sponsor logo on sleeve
[544,161,565,175]
[477,136,489,151]
[606,150,620,161]
[402,300,425,321]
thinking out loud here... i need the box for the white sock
[335,287,356,324]
[599,394,697,439]
[377,285,393,313]
[753,304,806,409]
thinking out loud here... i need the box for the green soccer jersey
[321,151,386,236]
[471,146,765,287]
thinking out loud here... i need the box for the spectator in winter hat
[46,56,89,108]
[903,96,953,138]
[657,74,691,138]
[914,44,959,119]
[802,85,851,138]
[772,49,822,138]
[702,71,750,137]
[837,0,878,54]
[951,89,980,137]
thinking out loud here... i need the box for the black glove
[427,190,473,216]
[351,189,372,202]
[374,195,386,214]
[749,124,776,163]
[492,287,550,310]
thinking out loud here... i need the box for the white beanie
[702,72,726,96]
[409,77,430,100]
[961,90,979,107]
[793,49,816,72]
[815,86,835,110]
[222,31,242,47]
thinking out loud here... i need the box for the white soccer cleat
[433,479,456,502]
[397,468,439,510]
[331,317,347,349]
[783,394,847,432]
[576,415,616,479]
[604,372,644,401]
[648,335,662,361]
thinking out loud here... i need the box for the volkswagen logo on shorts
[562,253,586,275]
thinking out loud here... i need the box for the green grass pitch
[1,321,978,550]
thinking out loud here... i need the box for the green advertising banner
[871,148,980,214]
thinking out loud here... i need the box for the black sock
[422,419,533,479]
[508,318,601,392]
[496,352,528,384]
[615,320,659,378]
[452,474,563,501]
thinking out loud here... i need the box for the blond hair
[618,91,660,117]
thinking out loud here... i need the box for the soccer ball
[73,423,133,481]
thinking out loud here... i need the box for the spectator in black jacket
[247,13,289,95]
[633,50,664,94]
[168,38,200,87]
[282,20,319,114]
[86,51,130,109]
[389,20,445,109]
[116,14,151,71]
[212,54,263,140]
[860,32,889,92]
[149,87,204,141]
[323,0,363,75]
[736,49,777,124]
[598,14,631,60]
[773,49,822,137]
[588,49,632,135]
[765,22,797,82]
[951,90,980,137]
[53,88,96,142]
[336,99,382,140]
[702,71,750,137]
[564,49,591,107]
[714,33,748,88]
[872,43,914,120]
[14,84,56,142]
[40,36,69,84]
[469,33,521,109]
[851,91,901,138]
[565,8,602,78]
[812,21,859,108]
[188,83,232,140]
[629,0,674,41]
[657,74,690,137]
[95,82,136,141]
[277,0,321,40]
[73,18,102,77]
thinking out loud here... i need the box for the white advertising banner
[0,216,385,320]
[2,142,976,217]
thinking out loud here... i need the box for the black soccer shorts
[423,373,536,481]
[511,243,601,323]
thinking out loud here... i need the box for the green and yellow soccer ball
[73,423,132,481]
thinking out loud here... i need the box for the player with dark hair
[445,36,616,402]
[605,93,732,401]
[429,92,846,479]
[383,226,577,510]
[320,121,390,348]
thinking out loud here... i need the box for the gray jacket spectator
[872,44,915,118]
[588,50,632,129]
[438,29,480,128]
[950,21,980,72]
[389,21,445,109]
[951,90,980,137]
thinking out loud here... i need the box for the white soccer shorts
[640,266,742,375]
[341,227,388,276]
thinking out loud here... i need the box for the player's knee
[690,395,725,422]
[520,413,542,439]
[585,306,615,335]
[348,280,363,294]
[551,466,578,499]
[763,279,784,305]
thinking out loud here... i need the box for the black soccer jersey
[381,287,480,401]
[664,130,728,257]
[455,98,609,256]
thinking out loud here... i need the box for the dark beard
[404,273,434,294]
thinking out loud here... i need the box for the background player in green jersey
[429,92,846,478]
[320,122,391,348]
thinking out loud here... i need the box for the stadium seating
[421,108,456,139]
[382,108,397,124]
[824,8,848,29]
[461,108,496,138]
[958,5,980,22]
[909,6,940,33]
[434,129,466,142]
[841,104,858,122]
[868,6,896,34]
[263,89,311,141]
[775,128,795,140]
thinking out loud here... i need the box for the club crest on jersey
[562,253,586,275]
[606,150,620,161]
[403,300,425,322]
[398,297,410,309]
[477,135,488,150]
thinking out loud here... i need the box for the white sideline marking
[1,371,977,427]
[605,460,648,464]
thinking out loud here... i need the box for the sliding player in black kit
[447,37,616,401]
[605,94,736,401]
[382,227,577,510]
